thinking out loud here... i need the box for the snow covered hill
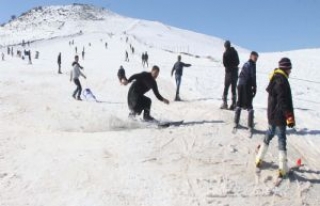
[1,4,320,206]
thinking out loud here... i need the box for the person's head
[75,55,79,62]
[224,40,231,49]
[177,55,182,61]
[278,57,292,76]
[250,51,259,63]
[151,65,160,79]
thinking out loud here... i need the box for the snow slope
[1,4,320,206]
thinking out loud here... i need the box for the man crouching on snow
[256,57,295,178]
[121,66,170,122]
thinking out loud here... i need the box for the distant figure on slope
[75,46,78,54]
[145,52,149,67]
[221,40,240,110]
[121,66,170,122]
[1,53,4,61]
[125,51,129,62]
[171,55,192,101]
[57,52,62,74]
[70,55,86,101]
[28,50,32,64]
[234,51,259,130]
[105,42,108,49]
[256,58,295,178]
[82,48,85,60]
[142,53,146,67]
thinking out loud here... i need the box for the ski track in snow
[1,6,320,206]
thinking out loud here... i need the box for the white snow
[1,4,320,206]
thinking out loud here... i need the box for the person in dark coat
[125,51,129,62]
[122,66,170,122]
[256,57,295,178]
[145,52,149,67]
[171,55,192,101]
[221,40,240,110]
[142,53,146,67]
[234,51,259,129]
[57,53,62,74]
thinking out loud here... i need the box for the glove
[286,112,295,128]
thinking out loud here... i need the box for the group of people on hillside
[141,52,149,68]
[67,38,295,178]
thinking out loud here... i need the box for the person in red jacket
[256,57,295,178]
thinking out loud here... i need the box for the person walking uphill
[121,66,170,122]
[221,40,240,110]
[57,52,62,74]
[256,57,295,178]
[70,55,86,101]
[171,55,192,101]
[234,51,259,130]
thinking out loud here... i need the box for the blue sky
[0,0,320,52]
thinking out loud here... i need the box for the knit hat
[279,57,292,70]
[224,40,231,48]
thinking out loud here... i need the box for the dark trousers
[73,79,82,98]
[175,75,182,96]
[129,95,151,115]
[58,63,61,73]
[223,71,238,100]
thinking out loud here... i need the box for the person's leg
[229,72,238,110]
[275,126,288,176]
[175,75,182,100]
[141,96,154,121]
[248,109,254,129]
[221,73,231,109]
[73,79,82,100]
[77,80,82,99]
[256,125,276,166]
[234,107,241,127]
[73,79,79,98]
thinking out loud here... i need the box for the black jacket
[238,60,256,88]
[267,69,294,126]
[171,61,191,76]
[236,60,257,109]
[128,72,164,101]
[223,47,240,73]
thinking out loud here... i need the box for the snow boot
[255,142,268,168]
[220,96,228,109]
[278,150,289,178]
[229,95,236,110]
[248,109,254,129]
[175,94,181,101]
[77,96,82,101]
[234,107,241,128]
[143,109,155,122]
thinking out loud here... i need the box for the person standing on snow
[256,57,295,178]
[57,52,62,74]
[145,52,149,67]
[221,40,240,110]
[121,66,170,122]
[1,53,4,61]
[234,51,259,130]
[125,51,129,62]
[171,55,192,101]
[70,55,86,101]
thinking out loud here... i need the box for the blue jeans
[175,75,182,95]
[263,125,287,151]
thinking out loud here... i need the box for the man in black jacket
[122,66,170,122]
[234,51,259,129]
[256,57,295,178]
[221,40,240,110]
[57,52,62,74]
[171,55,192,101]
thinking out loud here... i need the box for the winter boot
[248,109,254,129]
[77,96,82,101]
[175,94,181,101]
[255,142,268,168]
[143,109,155,122]
[229,95,237,110]
[234,107,241,128]
[278,150,289,178]
[220,96,228,109]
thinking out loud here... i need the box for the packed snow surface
[1,4,320,206]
